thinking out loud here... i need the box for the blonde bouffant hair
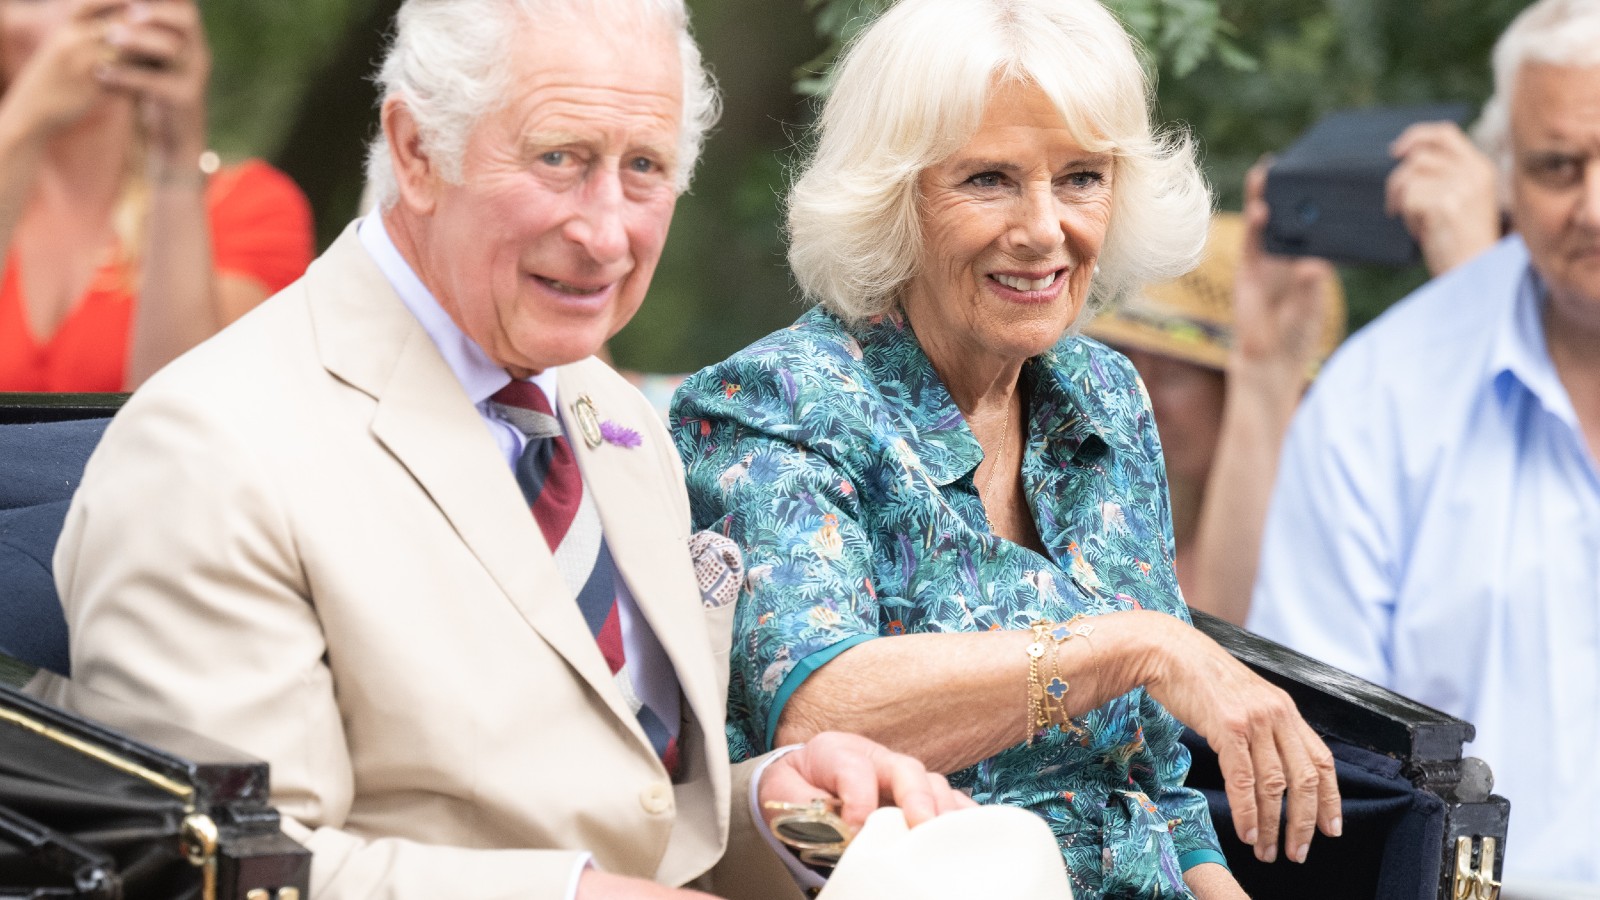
[786,0,1211,324]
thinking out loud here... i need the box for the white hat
[818,806,1073,900]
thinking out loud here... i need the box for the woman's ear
[381,96,438,217]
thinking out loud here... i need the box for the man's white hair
[1472,0,1600,197]
[364,0,720,209]
[786,0,1210,324]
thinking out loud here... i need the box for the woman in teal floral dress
[671,0,1344,896]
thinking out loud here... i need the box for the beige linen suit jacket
[44,225,802,900]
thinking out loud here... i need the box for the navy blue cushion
[0,418,112,675]
[0,419,106,509]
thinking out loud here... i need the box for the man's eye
[1526,154,1583,186]
[540,151,567,166]
[629,156,659,174]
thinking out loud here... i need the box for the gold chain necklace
[980,404,1012,528]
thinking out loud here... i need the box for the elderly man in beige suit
[40,0,978,898]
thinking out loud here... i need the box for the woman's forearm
[776,613,1165,774]
[118,0,222,388]
[126,170,218,387]
[1184,862,1249,899]
[777,631,1035,773]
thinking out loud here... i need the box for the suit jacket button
[640,783,674,815]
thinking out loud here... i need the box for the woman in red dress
[0,0,311,392]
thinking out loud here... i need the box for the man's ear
[382,97,438,217]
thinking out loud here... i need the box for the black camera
[1263,104,1472,267]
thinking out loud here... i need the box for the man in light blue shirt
[1250,0,1600,890]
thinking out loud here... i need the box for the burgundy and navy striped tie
[490,381,679,775]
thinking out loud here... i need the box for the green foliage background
[204,0,1528,374]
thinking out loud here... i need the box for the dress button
[640,783,674,815]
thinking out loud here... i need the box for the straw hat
[1082,213,1346,373]
[818,806,1073,900]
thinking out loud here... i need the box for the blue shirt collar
[1487,258,1578,431]
[356,208,558,405]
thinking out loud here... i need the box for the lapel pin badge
[572,395,604,449]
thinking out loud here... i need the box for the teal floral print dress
[670,307,1226,899]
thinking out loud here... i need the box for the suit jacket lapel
[558,364,725,759]
[305,225,642,732]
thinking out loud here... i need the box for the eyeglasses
[763,798,854,867]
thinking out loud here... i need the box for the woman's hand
[1385,121,1501,277]
[1,0,129,140]
[1099,611,1341,864]
[96,0,210,171]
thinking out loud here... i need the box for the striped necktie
[489,381,679,775]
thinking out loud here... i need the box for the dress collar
[848,309,1110,486]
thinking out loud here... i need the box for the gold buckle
[1453,835,1501,900]
[763,798,853,868]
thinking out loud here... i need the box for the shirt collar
[1028,338,1114,467]
[1487,258,1577,430]
[850,310,1109,486]
[357,208,558,407]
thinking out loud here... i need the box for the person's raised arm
[99,0,247,386]
[1186,165,1337,625]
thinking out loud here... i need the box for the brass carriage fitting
[180,813,220,900]
[1452,835,1501,900]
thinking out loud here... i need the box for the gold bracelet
[1024,615,1097,745]
[1025,634,1047,746]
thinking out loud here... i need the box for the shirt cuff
[750,744,827,891]
[764,634,878,751]
[563,852,596,900]
[1178,849,1229,872]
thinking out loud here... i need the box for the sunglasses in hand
[763,797,854,868]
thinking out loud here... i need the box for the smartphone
[1263,103,1472,267]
